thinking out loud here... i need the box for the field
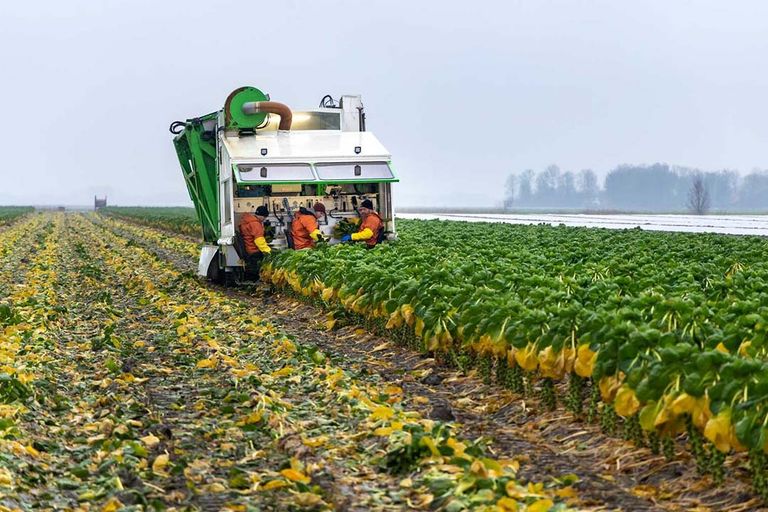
[101,206,200,237]
[0,207,33,226]
[0,212,570,511]
[3,209,768,511]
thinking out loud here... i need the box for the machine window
[315,162,394,181]
[237,163,315,182]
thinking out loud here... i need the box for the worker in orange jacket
[341,199,384,248]
[238,205,271,276]
[291,202,327,250]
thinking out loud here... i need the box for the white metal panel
[197,245,219,277]
[219,143,235,238]
[222,130,390,163]
[340,95,363,132]
[222,245,241,266]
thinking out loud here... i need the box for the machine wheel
[224,269,239,287]
[207,254,225,285]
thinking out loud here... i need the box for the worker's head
[359,199,374,216]
[255,205,269,220]
[312,202,326,219]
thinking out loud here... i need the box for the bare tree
[503,174,517,209]
[687,174,710,215]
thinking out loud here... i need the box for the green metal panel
[173,113,220,242]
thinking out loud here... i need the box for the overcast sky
[1,0,766,207]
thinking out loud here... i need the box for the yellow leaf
[385,310,403,329]
[420,436,441,457]
[527,498,554,512]
[631,484,658,498]
[321,287,335,302]
[196,358,216,369]
[738,340,752,356]
[555,486,577,498]
[271,366,294,377]
[715,342,729,354]
[242,410,264,425]
[206,482,227,492]
[496,496,519,511]
[25,444,40,458]
[140,433,160,447]
[446,437,467,457]
[498,458,520,473]
[406,493,434,509]
[704,409,733,453]
[294,493,326,507]
[401,304,415,326]
[280,468,311,484]
[415,317,425,337]
[399,477,413,488]
[668,392,696,416]
[639,401,661,431]
[325,319,337,331]
[101,497,124,512]
[599,373,624,402]
[537,346,564,379]
[261,479,289,491]
[152,453,170,476]
[0,467,13,486]
[574,344,597,378]
[613,385,640,417]
[302,435,328,448]
[513,344,538,372]
[384,385,403,395]
[370,405,394,421]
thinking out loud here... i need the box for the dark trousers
[245,252,264,279]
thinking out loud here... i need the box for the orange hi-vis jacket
[238,213,271,255]
[351,212,383,247]
[291,211,322,250]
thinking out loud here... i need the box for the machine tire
[207,253,225,285]
[224,270,238,287]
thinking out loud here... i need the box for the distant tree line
[504,164,768,212]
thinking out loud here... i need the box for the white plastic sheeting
[398,213,768,236]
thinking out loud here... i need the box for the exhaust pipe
[242,101,293,131]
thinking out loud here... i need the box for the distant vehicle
[171,86,398,283]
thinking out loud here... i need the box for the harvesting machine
[171,86,398,283]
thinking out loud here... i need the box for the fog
[1,0,766,208]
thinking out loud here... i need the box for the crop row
[0,214,570,511]
[0,207,33,226]
[101,206,200,237]
[262,219,768,496]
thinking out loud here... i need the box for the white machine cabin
[199,95,398,277]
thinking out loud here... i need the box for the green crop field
[6,208,768,512]
[265,219,768,493]
[101,206,199,237]
[0,207,33,225]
